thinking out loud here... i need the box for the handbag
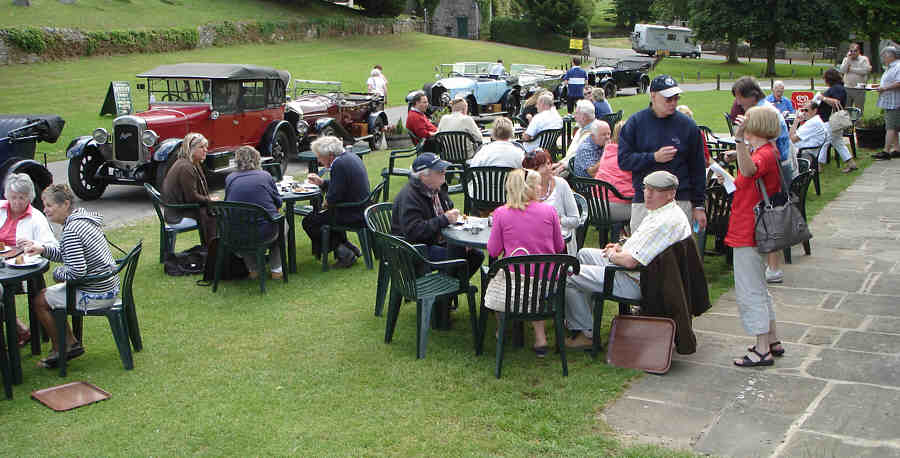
[753,161,812,253]
[483,247,532,312]
[828,109,852,131]
[196,237,249,286]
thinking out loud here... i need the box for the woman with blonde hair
[518,89,551,125]
[485,168,565,357]
[225,146,284,279]
[725,106,784,367]
[161,132,217,245]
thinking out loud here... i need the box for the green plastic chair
[380,143,421,202]
[375,231,478,359]
[569,176,631,246]
[797,145,823,196]
[0,285,11,398]
[208,202,287,294]
[533,128,563,162]
[54,241,143,377]
[320,179,385,272]
[572,192,589,250]
[462,166,513,215]
[364,202,394,317]
[477,254,580,378]
[144,183,205,263]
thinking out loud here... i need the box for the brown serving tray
[606,315,676,375]
[31,381,110,411]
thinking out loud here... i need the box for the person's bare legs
[886,128,899,153]
[531,320,548,348]
[767,252,779,271]
[767,320,782,353]
[31,290,76,355]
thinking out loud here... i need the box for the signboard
[569,39,583,50]
[100,81,134,116]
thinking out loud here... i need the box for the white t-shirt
[524,109,563,152]
[468,141,524,168]
[367,76,386,97]
[794,114,827,154]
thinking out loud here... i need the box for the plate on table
[293,184,320,193]
[5,255,42,268]
[0,245,11,254]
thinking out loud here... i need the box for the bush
[357,0,405,17]
[6,27,48,53]
[490,18,570,53]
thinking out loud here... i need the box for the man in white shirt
[564,171,692,349]
[489,59,506,79]
[468,117,523,168]
[521,93,562,152]
[840,42,872,112]
[437,97,483,158]
[553,99,596,175]
[790,100,828,164]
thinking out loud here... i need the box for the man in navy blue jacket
[563,57,588,114]
[618,75,706,231]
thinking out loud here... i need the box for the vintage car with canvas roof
[66,63,296,200]
[422,62,563,116]
[284,79,388,151]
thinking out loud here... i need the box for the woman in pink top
[486,168,565,356]
[592,120,633,223]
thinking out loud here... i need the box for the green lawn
[1,0,360,30]
[653,58,832,83]
[0,33,571,162]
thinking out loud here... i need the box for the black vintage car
[586,59,652,98]
[0,115,59,210]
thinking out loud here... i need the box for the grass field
[1,0,360,30]
[653,58,832,83]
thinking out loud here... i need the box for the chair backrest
[791,91,814,111]
[408,131,422,145]
[704,183,732,238]
[208,201,278,251]
[797,144,824,165]
[572,192,589,228]
[463,166,513,214]
[598,110,623,129]
[790,170,813,220]
[486,254,579,317]
[697,125,726,155]
[119,241,143,309]
[533,128,563,161]
[365,202,393,234]
[433,131,480,165]
[371,231,429,299]
[261,161,284,182]
[723,112,735,136]
[846,106,862,123]
[796,156,811,174]
[143,183,166,223]
[568,176,622,228]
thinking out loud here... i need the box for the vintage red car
[284,80,388,151]
[67,63,296,200]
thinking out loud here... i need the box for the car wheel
[271,129,291,176]
[320,125,337,139]
[638,77,649,94]
[603,82,617,99]
[503,93,520,117]
[154,152,178,189]
[67,150,107,200]
[467,96,479,116]
[368,117,385,150]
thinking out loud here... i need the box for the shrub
[490,18,570,53]
[6,27,47,54]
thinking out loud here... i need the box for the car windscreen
[147,78,210,103]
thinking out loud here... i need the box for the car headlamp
[141,129,159,147]
[92,128,109,144]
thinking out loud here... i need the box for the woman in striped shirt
[23,184,119,369]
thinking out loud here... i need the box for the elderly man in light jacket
[553,99,596,176]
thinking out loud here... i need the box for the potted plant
[385,118,413,148]
[856,111,886,150]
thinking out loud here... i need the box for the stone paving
[601,160,900,457]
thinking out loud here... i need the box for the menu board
[99,81,134,116]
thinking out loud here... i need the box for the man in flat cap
[563,170,693,349]
[618,75,706,232]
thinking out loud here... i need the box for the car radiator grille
[114,125,140,161]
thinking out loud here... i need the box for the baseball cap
[643,170,679,189]
[412,153,450,173]
[649,75,684,98]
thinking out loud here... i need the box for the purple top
[488,202,565,270]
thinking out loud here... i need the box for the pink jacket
[488,203,565,277]
[593,143,634,204]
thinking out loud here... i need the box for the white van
[631,24,701,58]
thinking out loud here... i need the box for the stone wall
[430,0,479,40]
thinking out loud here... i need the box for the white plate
[5,255,42,268]
[0,246,11,254]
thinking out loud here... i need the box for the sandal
[747,342,785,357]
[841,166,858,173]
[533,345,548,358]
[16,329,31,348]
[734,348,774,367]
[36,343,85,369]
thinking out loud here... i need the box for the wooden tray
[31,381,110,411]
[606,315,676,374]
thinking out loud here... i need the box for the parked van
[631,24,701,58]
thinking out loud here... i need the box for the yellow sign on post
[569,39,583,50]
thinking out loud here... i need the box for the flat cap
[643,170,679,189]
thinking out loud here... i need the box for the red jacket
[406,109,436,139]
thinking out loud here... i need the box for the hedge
[490,18,570,53]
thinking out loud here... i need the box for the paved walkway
[602,159,900,457]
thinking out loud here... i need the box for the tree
[357,0,405,17]
[515,0,592,34]
[609,0,653,29]
[847,0,900,72]
[688,0,746,64]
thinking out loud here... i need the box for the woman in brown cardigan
[161,132,218,245]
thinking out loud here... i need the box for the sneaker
[333,244,358,268]
[564,333,593,349]
[872,151,892,160]
[892,151,900,158]
[765,267,784,283]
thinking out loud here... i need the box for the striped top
[43,208,119,294]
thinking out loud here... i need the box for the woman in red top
[725,106,784,367]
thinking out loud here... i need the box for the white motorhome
[631,24,701,58]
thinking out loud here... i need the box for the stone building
[426,0,481,40]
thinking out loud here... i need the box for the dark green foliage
[357,0,405,17]
[5,27,47,53]
[609,0,653,29]
[490,17,569,52]
[516,0,592,35]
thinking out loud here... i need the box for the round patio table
[0,257,49,387]
[279,187,323,274]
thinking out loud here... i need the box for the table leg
[286,202,297,274]
[0,310,11,399]
[27,276,45,356]
[3,288,21,385]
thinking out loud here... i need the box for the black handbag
[753,161,812,253]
